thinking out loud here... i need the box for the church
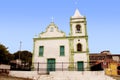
[32,9,89,73]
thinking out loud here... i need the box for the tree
[14,50,32,65]
[0,44,11,64]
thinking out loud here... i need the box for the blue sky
[0,0,120,54]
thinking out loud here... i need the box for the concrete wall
[0,64,10,69]
[9,71,38,79]
[49,71,115,80]
[9,71,115,80]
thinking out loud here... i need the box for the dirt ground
[111,76,120,80]
[0,74,33,80]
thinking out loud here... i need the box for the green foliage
[0,44,11,64]
[14,50,32,65]
[0,44,32,66]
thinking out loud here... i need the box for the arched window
[76,25,81,33]
[77,43,82,51]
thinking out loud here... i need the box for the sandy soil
[0,74,32,80]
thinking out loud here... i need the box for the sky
[0,0,120,54]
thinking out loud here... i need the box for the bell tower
[70,9,87,37]
[69,9,89,70]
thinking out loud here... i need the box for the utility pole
[19,41,22,60]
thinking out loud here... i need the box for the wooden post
[62,62,63,71]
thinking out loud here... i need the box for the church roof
[72,9,83,18]
[39,22,66,38]
[49,22,57,26]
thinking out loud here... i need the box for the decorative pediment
[39,22,66,38]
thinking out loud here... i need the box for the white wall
[33,39,70,70]
[74,53,88,69]
[49,71,115,80]
[9,71,115,80]
[9,71,38,79]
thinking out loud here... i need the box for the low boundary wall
[9,71,115,80]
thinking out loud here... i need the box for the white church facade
[32,9,89,73]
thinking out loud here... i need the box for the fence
[32,61,120,76]
[32,62,101,74]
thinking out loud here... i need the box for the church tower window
[77,43,82,51]
[76,25,81,33]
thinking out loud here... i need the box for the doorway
[47,59,56,72]
[77,61,84,71]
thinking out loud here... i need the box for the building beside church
[32,9,89,73]
[89,51,120,75]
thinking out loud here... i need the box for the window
[50,27,54,32]
[77,43,82,51]
[76,25,81,33]
[60,46,65,56]
[39,46,44,56]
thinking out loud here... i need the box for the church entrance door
[47,59,56,72]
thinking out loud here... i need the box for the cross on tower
[75,0,79,8]
[51,17,54,22]
[75,1,78,5]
